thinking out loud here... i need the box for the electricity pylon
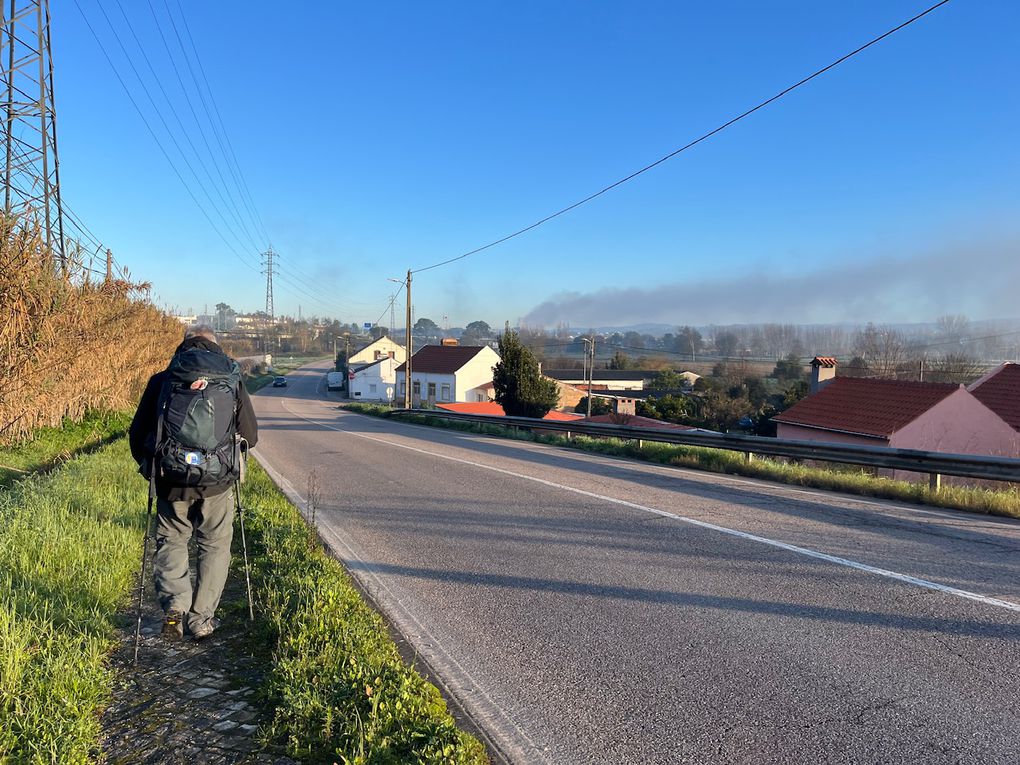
[1,0,65,270]
[261,247,277,324]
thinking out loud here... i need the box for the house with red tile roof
[396,344,501,406]
[578,413,707,431]
[774,371,1019,482]
[435,401,583,421]
[968,363,1020,434]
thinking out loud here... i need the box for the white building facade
[395,345,501,406]
[349,336,406,366]
[349,357,400,402]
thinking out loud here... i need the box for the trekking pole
[235,482,255,621]
[133,464,157,665]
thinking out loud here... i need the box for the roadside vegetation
[0,216,180,446]
[1,409,487,763]
[341,402,1020,520]
[0,438,145,762]
[242,459,489,763]
[0,410,132,489]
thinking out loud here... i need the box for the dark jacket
[129,337,259,501]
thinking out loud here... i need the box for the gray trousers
[154,489,234,632]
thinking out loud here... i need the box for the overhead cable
[411,0,953,275]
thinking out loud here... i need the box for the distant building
[542,369,650,391]
[349,357,400,402]
[349,336,407,366]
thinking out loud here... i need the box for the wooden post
[929,472,941,493]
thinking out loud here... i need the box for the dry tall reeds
[0,216,181,444]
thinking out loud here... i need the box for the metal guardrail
[387,408,1020,489]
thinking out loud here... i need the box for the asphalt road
[254,361,1020,764]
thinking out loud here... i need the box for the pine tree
[492,330,560,418]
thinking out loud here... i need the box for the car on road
[272,376,287,387]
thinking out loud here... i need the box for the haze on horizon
[521,232,1020,331]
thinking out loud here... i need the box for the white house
[349,336,406,366]
[349,357,400,402]
[395,345,501,406]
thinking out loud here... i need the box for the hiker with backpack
[129,325,258,641]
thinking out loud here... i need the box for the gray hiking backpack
[155,347,243,487]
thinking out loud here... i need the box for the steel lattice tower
[1,0,65,269]
[261,247,277,324]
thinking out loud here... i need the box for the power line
[168,0,270,245]
[90,0,263,258]
[111,0,264,251]
[411,0,953,275]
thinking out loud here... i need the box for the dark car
[272,376,287,387]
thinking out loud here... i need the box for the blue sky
[53,1,1018,328]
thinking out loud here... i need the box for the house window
[427,382,436,398]
[477,393,485,402]
[413,380,421,396]
[400,381,406,395]
[441,384,451,401]
[369,383,377,393]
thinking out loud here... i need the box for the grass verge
[0,439,145,763]
[0,410,132,489]
[242,459,489,764]
[341,402,1020,520]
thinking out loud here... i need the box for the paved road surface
[253,361,1020,764]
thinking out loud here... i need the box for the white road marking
[278,398,1020,615]
[255,445,552,765]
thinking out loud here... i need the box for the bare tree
[853,324,906,378]
[926,353,986,385]
[936,314,970,342]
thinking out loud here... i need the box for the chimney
[613,397,636,416]
[810,357,837,394]
[441,337,459,346]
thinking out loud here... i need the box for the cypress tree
[492,330,560,418]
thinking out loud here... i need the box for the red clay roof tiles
[579,414,699,430]
[773,377,960,438]
[969,363,1020,432]
[395,345,490,375]
[435,402,583,421]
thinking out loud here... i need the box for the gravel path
[101,545,297,764]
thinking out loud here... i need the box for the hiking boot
[189,618,221,640]
[162,610,185,641]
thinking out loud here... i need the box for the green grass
[0,410,132,489]
[245,355,331,394]
[0,439,146,763]
[341,403,1020,520]
[242,460,489,764]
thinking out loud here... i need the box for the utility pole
[2,0,65,270]
[405,270,413,408]
[585,335,595,417]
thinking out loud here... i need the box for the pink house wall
[888,388,1020,483]
[775,422,888,448]
[777,389,1019,486]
